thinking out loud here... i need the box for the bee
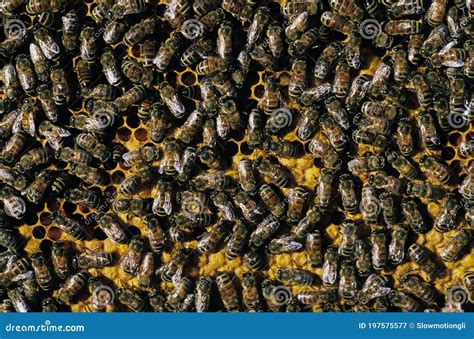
[15,54,36,94]
[147,106,170,143]
[217,97,241,134]
[102,19,127,45]
[57,272,89,305]
[325,98,351,132]
[65,188,102,210]
[426,0,447,27]
[401,198,427,234]
[385,151,418,180]
[440,228,472,262]
[216,272,240,312]
[307,140,341,169]
[114,85,147,111]
[88,277,114,312]
[321,11,355,35]
[320,114,347,152]
[180,39,213,67]
[314,42,341,81]
[371,227,387,271]
[16,146,52,173]
[459,140,474,158]
[462,271,474,303]
[344,34,361,70]
[332,61,351,98]
[416,111,441,150]
[232,50,251,88]
[297,289,337,306]
[197,222,228,254]
[0,257,30,284]
[287,187,308,223]
[434,194,461,232]
[117,288,145,312]
[420,156,452,186]
[196,56,229,75]
[391,45,410,83]
[30,251,53,291]
[0,228,17,248]
[195,276,212,312]
[209,191,235,221]
[1,64,21,100]
[122,145,160,167]
[389,290,420,312]
[385,20,423,36]
[288,59,308,100]
[266,24,284,59]
[294,206,323,240]
[122,58,154,86]
[53,212,85,240]
[339,220,358,257]
[122,17,156,46]
[395,118,414,156]
[153,33,183,72]
[369,172,402,195]
[100,49,123,86]
[197,146,223,170]
[400,274,435,304]
[356,274,390,305]
[138,39,157,68]
[258,184,286,220]
[265,107,294,135]
[138,252,155,289]
[322,246,339,286]
[159,248,190,282]
[297,106,319,141]
[238,273,261,312]
[0,186,26,220]
[346,74,372,112]
[232,189,264,224]
[33,26,60,61]
[338,261,358,301]
[299,83,332,106]
[158,82,185,119]
[12,97,38,137]
[268,234,303,254]
[96,213,128,244]
[0,162,27,190]
[225,221,248,260]
[408,244,439,279]
[23,169,55,203]
[50,65,70,105]
[246,109,265,148]
[249,215,280,249]
[119,167,154,195]
[71,163,108,186]
[7,288,30,312]
[191,171,231,192]
[141,216,164,255]
[378,193,399,226]
[1,0,26,13]
[277,268,314,286]
[60,10,79,52]
[360,186,380,224]
[306,231,323,268]
[111,198,151,216]
[51,242,71,280]
[285,12,308,42]
[355,239,372,277]
[29,43,49,83]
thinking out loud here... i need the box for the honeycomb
[0,0,473,312]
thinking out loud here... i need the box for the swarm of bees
[0,0,472,312]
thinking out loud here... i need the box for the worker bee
[33,26,60,61]
[245,109,264,148]
[177,108,206,144]
[50,65,70,105]
[326,97,351,131]
[0,166,27,191]
[2,64,21,101]
[29,43,49,83]
[73,250,115,269]
[378,193,399,225]
[122,145,160,167]
[320,114,347,152]
[346,74,372,112]
[142,215,165,255]
[119,167,155,195]
[314,42,341,81]
[7,288,30,312]
[389,290,420,312]
[122,17,156,46]
[209,191,235,221]
[191,171,231,192]
[148,106,170,143]
[159,248,190,282]
[287,187,308,223]
[216,272,240,312]
[197,222,228,254]
[339,261,358,301]
[0,227,17,248]
[299,83,332,106]
[321,11,354,35]
[114,85,147,111]
[401,198,428,234]
[285,11,308,42]
[459,140,474,158]
[307,139,341,169]
[51,242,71,280]
[330,61,351,99]
[258,184,286,220]
[196,56,229,75]
[23,169,55,203]
[322,246,339,286]
[153,33,183,72]
[297,288,337,306]
[138,252,155,289]
[385,20,423,36]
[385,151,418,180]
[122,58,154,86]
[294,206,323,239]
[360,186,380,224]
[339,220,358,257]
[87,277,114,312]
[102,19,127,45]
[355,239,372,277]
[408,244,439,279]
[225,221,248,260]
[288,59,308,100]
[419,155,451,185]
[0,186,26,220]
[268,234,303,254]
[416,111,440,150]
[30,251,53,291]
[100,49,123,86]
[405,182,445,201]
[434,194,461,232]
[159,82,185,119]
[239,273,261,312]
[440,228,472,262]
[277,268,314,286]
[400,273,435,304]
[65,188,102,210]
[139,39,157,68]
[232,189,264,224]
[57,272,89,305]
[16,146,52,173]
[395,118,415,156]
[356,274,390,305]
[53,212,85,240]
[306,231,323,268]
[371,227,387,271]
[96,213,127,244]
[111,198,151,216]
[410,74,432,108]
[117,288,145,312]
[71,163,108,186]
[296,106,319,141]
[194,276,212,312]
[13,97,37,137]
[249,215,280,248]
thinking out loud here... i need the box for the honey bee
[0,257,30,285]
[2,64,21,101]
[405,182,445,201]
[249,215,280,249]
[193,276,212,312]
[356,274,390,305]
[287,187,308,223]
[0,165,27,191]
[339,261,358,301]
[73,250,115,269]
[122,58,154,86]
[326,97,351,130]
[232,189,265,224]
[7,288,30,312]
[245,109,264,148]
[277,268,314,286]
[159,248,190,282]
[389,290,420,312]
[51,242,71,280]
[148,106,170,143]
[378,193,398,226]
[355,239,372,277]
[395,118,414,156]
[371,227,387,271]
[71,163,108,186]
[57,272,89,305]
[225,221,248,260]
[96,213,127,244]
[385,20,423,36]
[103,20,127,45]
[30,251,53,291]
[123,17,156,46]
[50,65,70,105]
[114,85,147,111]
[339,220,358,257]
[138,39,156,68]
[196,56,229,75]
[434,193,461,233]
[322,246,339,286]
[297,289,337,306]
[0,227,17,248]
[266,24,284,59]
[197,222,228,254]
[23,169,55,203]
[36,85,59,122]
[462,271,474,303]
[401,198,428,234]
[0,187,26,220]
[296,106,319,141]
[65,188,102,210]
[314,42,341,81]
[258,184,286,220]
[419,155,451,185]
[239,273,261,312]
[369,172,402,195]
[1,0,26,13]
[299,83,332,106]
[159,82,185,119]
[408,244,439,279]
[294,206,323,239]
[122,145,160,167]
[29,43,49,82]
[459,140,474,158]
[306,231,323,268]
[320,114,347,152]
[268,234,303,254]
[119,166,155,195]
[117,288,145,312]
[285,12,308,42]
[321,11,354,35]
[208,191,234,221]
[100,49,123,86]
[385,151,418,180]
[307,139,341,169]
[346,74,372,112]
[440,228,472,262]
[153,33,183,72]
[16,147,52,173]
[360,186,380,223]
[316,169,336,208]
[332,61,351,98]
[417,111,441,149]
[13,97,37,137]
[216,272,240,312]
[138,252,155,289]
[400,273,435,304]
[287,59,308,100]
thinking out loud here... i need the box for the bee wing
[280,241,303,252]
[173,153,183,173]
[47,137,61,151]
[0,168,15,185]
[55,126,72,137]
[12,114,22,135]
[39,39,60,60]
[439,40,457,55]
[167,95,185,118]
[23,111,36,137]
[216,114,230,139]
[442,60,465,67]
[3,196,26,219]
[171,267,183,285]
[322,261,338,285]
[11,270,34,282]
[219,204,236,221]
